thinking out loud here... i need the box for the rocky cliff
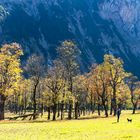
[0,0,140,76]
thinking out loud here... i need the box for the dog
[127,118,132,122]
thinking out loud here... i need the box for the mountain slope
[0,0,140,76]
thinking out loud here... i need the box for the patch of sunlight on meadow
[0,111,140,140]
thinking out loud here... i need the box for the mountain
[0,0,140,76]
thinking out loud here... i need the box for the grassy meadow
[0,111,140,140]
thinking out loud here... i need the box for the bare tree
[126,74,140,114]
[25,54,45,120]
[44,60,65,121]
[57,40,80,119]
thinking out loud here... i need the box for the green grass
[0,111,140,140]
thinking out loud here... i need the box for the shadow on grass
[0,115,111,124]
[77,116,108,120]
[112,122,118,124]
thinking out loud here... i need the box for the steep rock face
[99,0,140,52]
[0,0,140,76]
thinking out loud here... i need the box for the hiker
[117,107,121,122]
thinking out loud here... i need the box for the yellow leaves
[104,54,127,84]
[132,86,140,100]
[62,40,76,48]
[4,88,14,96]
[1,43,23,58]
[0,43,23,97]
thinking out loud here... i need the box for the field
[0,111,140,140]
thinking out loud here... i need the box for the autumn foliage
[0,41,140,121]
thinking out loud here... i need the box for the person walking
[117,107,121,122]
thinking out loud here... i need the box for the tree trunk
[20,105,24,115]
[113,87,117,116]
[47,107,51,120]
[61,102,64,120]
[0,94,6,120]
[14,104,18,114]
[14,95,18,114]
[97,97,101,116]
[33,83,38,120]
[68,76,73,120]
[68,103,72,120]
[104,105,108,117]
[102,100,108,117]
[113,98,117,116]
[110,99,113,115]
[52,104,57,121]
[57,103,60,118]
[132,103,137,114]
[90,101,93,114]
[78,109,80,117]
[24,92,27,114]
[92,101,96,114]
[41,103,43,117]
[83,107,86,116]
[74,102,78,119]
[97,103,101,116]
